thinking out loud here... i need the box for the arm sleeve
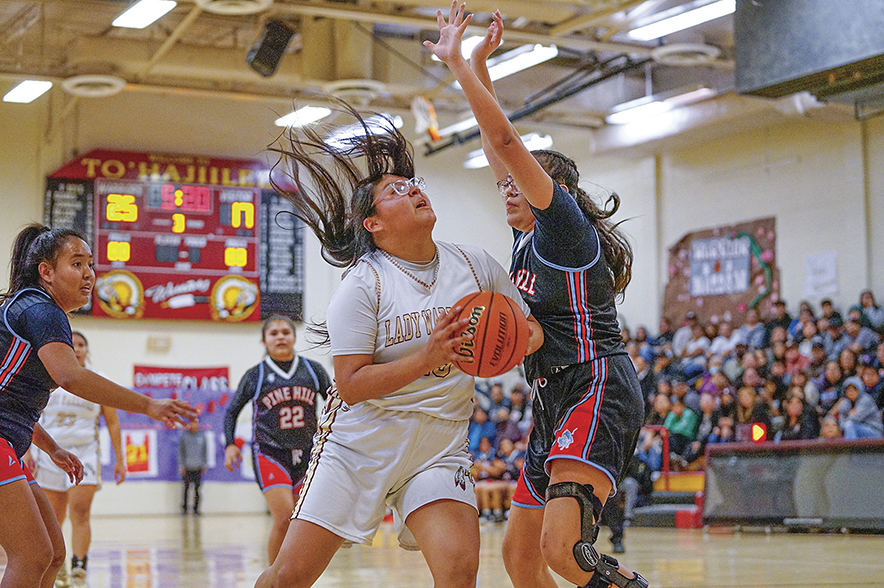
[326,273,380,356]
[224,367,257,447]
[530,183,600,268]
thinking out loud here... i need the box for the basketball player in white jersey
[252,104,543,588]
[32,331,126,588]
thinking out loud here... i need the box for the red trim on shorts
[255,451,293,492]
[0,438,34,486]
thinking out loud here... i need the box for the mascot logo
[454,465,474,490]
[95,270,145,319]
[556,429,576,450]
[210,275,259,322]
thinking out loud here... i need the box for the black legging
[182,469,203,512]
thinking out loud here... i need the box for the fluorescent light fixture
[325,114,404,151]
[274,106,332,128]
[3,80,52,103]
[437,116,478,137]
[432,36,484,62]
[464,133,553,169]
[112,0,177,29]
[454,44,558,88]
[627,0,734,41]
[605,86,716,125]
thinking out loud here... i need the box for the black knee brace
[545,482,649,588]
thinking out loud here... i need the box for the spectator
[820,299,843,326]
[698,370,734,399]
[791,370,820,408]
[651,316,675,354]
[646,393,671,426]
[839,348,860,379]
[784,341,810,376]
[708,322,739,361]
[806,340,829,379]
[775,391,819,442]
[507,384,532,436]
[678,323,710,380]
[734,386,772,443]
[494,406,523,444]
[797,321,821,358]
[739,308,766,350]
[814,361,844,416]
[875,342,884,373]
[468,406,496,452]
[837,377,884,440]
[859,290,884,333]
[861,365,884,409]
[486,381,511,420]
[764,300,793,347]
[722,343,749,384]
[822,316,848,361]
[672,312,699,358]
[671,377,701,413]
[663,397,700,458]
[819,415,842,440]
[842,319,880,357]
[633,325,654,362]
[708,415,735,444]
[472,437,507,523]
[178,415,209,515]
[683,392,719,464]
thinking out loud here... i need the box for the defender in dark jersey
[224,314,330,564]
[0,224,196,588]
[432,6,648,587]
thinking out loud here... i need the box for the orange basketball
[451,291,530,378]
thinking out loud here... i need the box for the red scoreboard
[45,149,303,322]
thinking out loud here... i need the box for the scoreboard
[44,149,303,322]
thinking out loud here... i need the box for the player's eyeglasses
[386,177,426,197]
[497,175,521,196]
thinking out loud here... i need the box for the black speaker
[247,19,295,78]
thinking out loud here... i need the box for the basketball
[451,291,530,378]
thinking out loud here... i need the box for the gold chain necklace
[380,249,439,291]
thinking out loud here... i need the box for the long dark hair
[2,224,84,302]
[531,150,633,300]
[270,100,415,268]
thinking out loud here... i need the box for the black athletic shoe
[612,540,625,554]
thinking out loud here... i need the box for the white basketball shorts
[34,438,101,491]
[293,397,476,550]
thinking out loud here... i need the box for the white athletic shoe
[54,568,70,588]
[70,567,87,588]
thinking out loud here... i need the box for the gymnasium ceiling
[0,0,854,154]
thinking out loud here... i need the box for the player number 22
[279,406,304,430]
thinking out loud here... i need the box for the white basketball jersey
[326,241,530,421]
[39,383,102,446]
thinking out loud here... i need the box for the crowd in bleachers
[466,289,884,523]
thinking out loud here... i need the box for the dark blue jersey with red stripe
[512,184,625,379]
[0,288,73,457]
[224,356,331,452]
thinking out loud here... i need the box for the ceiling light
[437,116,478,137]
[3,80,52,103]
[432,36,484,62]
[112,0,177,29]
[627,0,734,42]
[454,44,558,88]
[325,114,404,151]
[274,106,332,127]
[605,86,716,125]
[464,133,553,169]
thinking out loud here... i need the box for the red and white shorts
[0,437,35,486]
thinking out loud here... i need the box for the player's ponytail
[531,150,633,300]
[2,224,84,302]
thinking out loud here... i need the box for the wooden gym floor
[2,515,883,587]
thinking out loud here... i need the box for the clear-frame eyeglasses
[386,176,426,196]
[497,175,521,196]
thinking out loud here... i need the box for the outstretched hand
[147,398,199,428]
[423,0,473,65]
[224,444,242,472]
[471,9,503,63]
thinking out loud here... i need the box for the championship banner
[102,366,251,483]
[662,217,780,326]
[44,149,304,321]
